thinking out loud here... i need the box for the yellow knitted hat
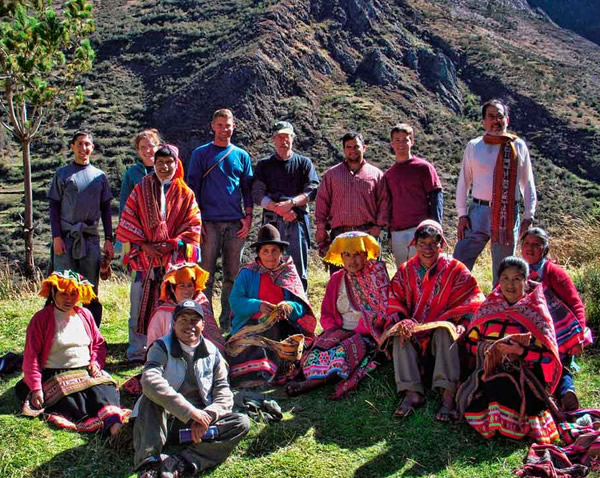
[159,262,210,301]
[39,270,96,305]
[323,231,380,267]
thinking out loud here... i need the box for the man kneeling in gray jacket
[133,300,250,477]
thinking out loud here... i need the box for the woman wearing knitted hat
[287,231,394,399]
[146,262,225,351]
[16,270,129,435]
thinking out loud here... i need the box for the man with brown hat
[252,121,320,291]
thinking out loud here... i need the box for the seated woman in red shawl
[286,232,393,399]
[146,262,225,351]
[381,220,484,421]
[16,270,130,436]
[116,145,202,364]
[457,256,562,444]
[521,227,592,411]
[225,225,316,388]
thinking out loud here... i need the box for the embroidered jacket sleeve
[23,309,50,392]
[230,269,262,319]
[282,290,306,323]
[545,262,586,328]
[319,271,344,331]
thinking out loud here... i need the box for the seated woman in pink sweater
[146,262,225,351]
[521,227,592,410]
[16,270,129,435]
[287,232,394,399]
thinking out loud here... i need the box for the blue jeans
[453,202,519,285]
[200,220,246,331]
[263,212,309,291]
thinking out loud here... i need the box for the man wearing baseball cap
[133,300,249,477]
[252,121,320,290]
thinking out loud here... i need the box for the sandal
[435,402,459,422]
[394,392,424,418]
[436,389,458,422]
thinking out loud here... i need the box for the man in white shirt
[453,99,536,284]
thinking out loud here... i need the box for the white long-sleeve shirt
[455,136,537,219]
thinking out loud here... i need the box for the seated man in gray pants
[133,300,250,477]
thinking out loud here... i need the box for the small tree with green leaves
[0,0,95,277]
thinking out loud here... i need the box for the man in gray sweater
[133,300,250,477]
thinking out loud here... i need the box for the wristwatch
[290,197,297,206]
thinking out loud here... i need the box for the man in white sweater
[133,300,250,477]
[453,99,537,284]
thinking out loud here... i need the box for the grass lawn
[0,257,599,478]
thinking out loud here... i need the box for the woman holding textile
[521,228,591,411]
[457,257,562,443]
[382,220,484,420]
[146,262,225,351]
[226,224,316,388]
[116,145,202,363]
[286,232,394,399]
[16,270,129,434]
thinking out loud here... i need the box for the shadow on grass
[0,372,22,414]
[30,438,134,478]
[242,363,524,477]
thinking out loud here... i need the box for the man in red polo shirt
[384,123,443,266]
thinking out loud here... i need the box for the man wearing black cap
[133,300,250,477]
[252,121,320,291]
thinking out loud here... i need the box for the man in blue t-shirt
[48,130,114,325]
[187,109,253,332]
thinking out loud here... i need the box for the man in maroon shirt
[315,131,389,271]
[384,123,443,266]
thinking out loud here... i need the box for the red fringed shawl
[484,133,519,246]
[388,255,483,324]
[467,282,561,394]
[116,173,202,271]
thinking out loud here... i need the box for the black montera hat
[251,224,290,249]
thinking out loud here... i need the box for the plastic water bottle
[179,425,220,443]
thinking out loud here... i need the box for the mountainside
[1,0,600,269]
[527,0,600,45]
